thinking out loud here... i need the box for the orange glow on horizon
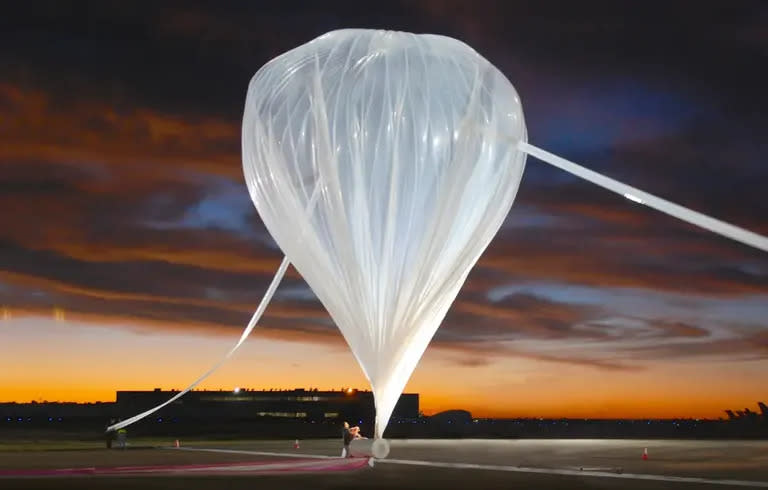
[1,317,765,421]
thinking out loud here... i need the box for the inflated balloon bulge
[242,28,527,439]
[109,30,768,447]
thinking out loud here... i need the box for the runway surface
[1,438,766,489]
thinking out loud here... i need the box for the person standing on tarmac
[342,421,354,457]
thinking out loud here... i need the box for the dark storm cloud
[1,1,766,369]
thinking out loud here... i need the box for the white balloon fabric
[242,29,527,437]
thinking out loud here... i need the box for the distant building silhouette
[116,388,419,424]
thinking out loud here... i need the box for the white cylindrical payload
[348,438,391,459]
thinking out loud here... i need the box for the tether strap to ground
[107,183,325,432]
[106,256,291,432]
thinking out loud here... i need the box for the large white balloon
[242,29,527,437]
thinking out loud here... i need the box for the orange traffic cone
[175,439,180,448]
[642,447,648,460]
[293,439,300,449]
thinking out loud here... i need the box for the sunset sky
[1,1,766,419]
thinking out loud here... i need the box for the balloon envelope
[242,29,527,436]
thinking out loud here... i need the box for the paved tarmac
[1,438,766,489]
